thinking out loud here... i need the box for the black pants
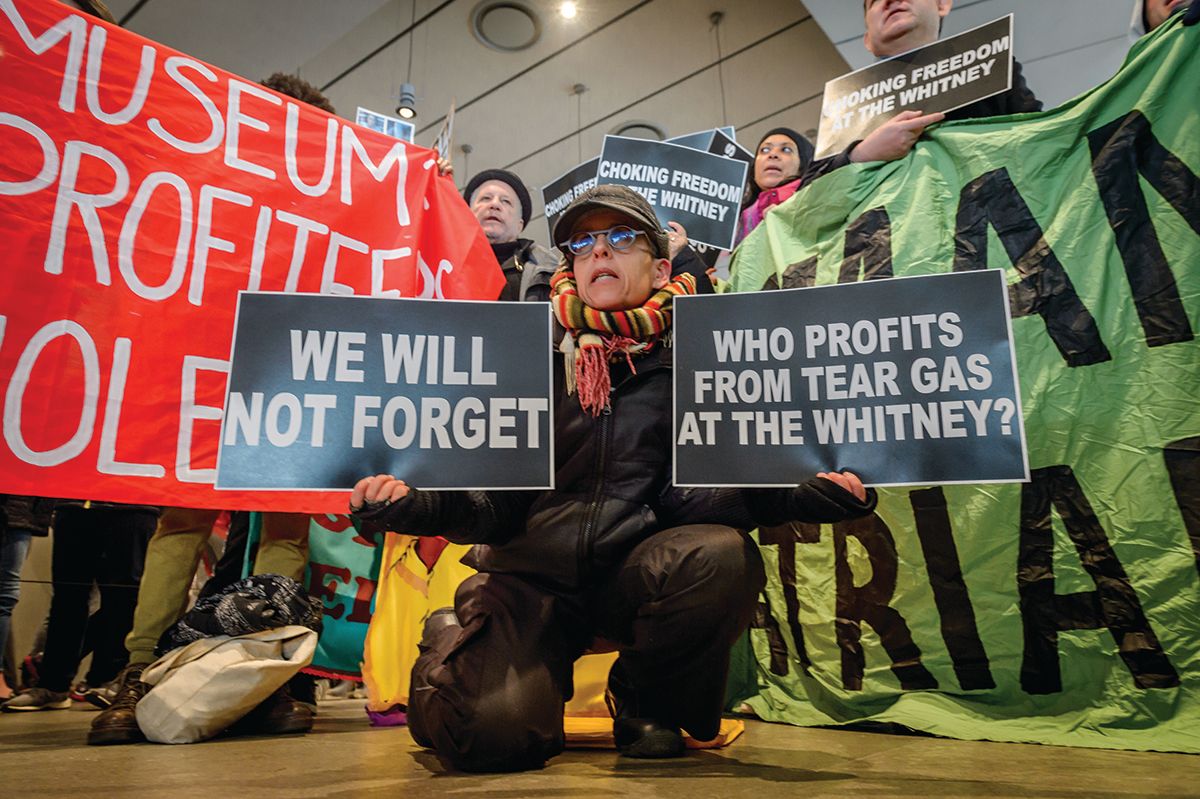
[40,507,155,691]
[407,524,765,773]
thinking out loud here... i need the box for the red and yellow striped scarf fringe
[550,267,696,416]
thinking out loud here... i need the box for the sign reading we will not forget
[674,270,1027,487]
[597,135,748,251]
[217,294,553,491]
[815,15,1014,159]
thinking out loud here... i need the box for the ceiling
[101,0,1139,246]
[102,0,847,245]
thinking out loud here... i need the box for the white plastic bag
[135,625,317,744]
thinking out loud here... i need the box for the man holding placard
[348,185,876,773]
[811,0,1042,172]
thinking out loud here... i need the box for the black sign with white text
[674,270,1027,487]
[815,15,1015,159]
[597,135,748,251]
[216,293,554,491]
[541,156,600,245]
[708,129,754,167]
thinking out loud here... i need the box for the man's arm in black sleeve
[801,146,856,184]
[1007,58,1042,114]
[656,476,877,530]
[351,488,534,544]
[671,246,715,295]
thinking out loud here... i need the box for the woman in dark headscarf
[734,127,815,247]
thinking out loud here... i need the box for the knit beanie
[464,169,532,228]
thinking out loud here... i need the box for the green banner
[729,19,1199,753]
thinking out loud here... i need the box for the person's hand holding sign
[850,110,945,163]
[817,471,867,503]
[666,221,689,260]
[351,474,412,512]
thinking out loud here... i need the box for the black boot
[408,607,461,750]
[605,661,685,759]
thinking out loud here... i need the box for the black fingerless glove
[350,487,432,535]
[743,475,877,527]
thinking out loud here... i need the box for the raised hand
[850,110,945,163]
[816,470,867,502]
[350,474,411,512]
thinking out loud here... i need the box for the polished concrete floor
[1,699,1198,798]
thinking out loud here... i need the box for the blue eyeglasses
[560,225,648,257]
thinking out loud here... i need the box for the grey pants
[407,524,766,773]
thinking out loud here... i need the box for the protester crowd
[1,0,1196,776]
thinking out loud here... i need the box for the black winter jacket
[353,340,876,592]
[1,495,56,537]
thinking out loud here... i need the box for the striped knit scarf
[550,267,696,416]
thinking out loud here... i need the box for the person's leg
[198,511,251,598]
[90,507,215,742]
[37,507,105,694]
[0,531,33,663]
[0,529,33,699]
[252,512,310,581]
[87,509,155,686]
[595,525,765,746]
[123,507,218,665]
[408,572,586,773]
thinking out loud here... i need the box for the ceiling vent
[612,120,665,141]
[472,1,541,52]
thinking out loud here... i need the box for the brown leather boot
[225,685,314,737]
[87,663,150,745]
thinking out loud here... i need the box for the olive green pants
[124,507,310,665]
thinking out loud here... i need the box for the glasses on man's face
[561,225,647,257]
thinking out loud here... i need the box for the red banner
[0,0,503,512]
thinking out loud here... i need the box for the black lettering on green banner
[909,487,995,690]
[839,207,893,283]
[835,515,938,691]
[761,256,818,292]
[1163,436,1200,579]
[953,168,1111,367]
[753,600,791,677]
[1088,111,1197,348]
[724,20,1200,749]
[1018,465,1179,694]
[757,522,822,675]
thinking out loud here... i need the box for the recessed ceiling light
[560,1,578,19]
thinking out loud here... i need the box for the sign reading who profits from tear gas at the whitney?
[815,15,1015,159]
[597,135,748,251]
[673,270,1028,487]
[216,293,553,491]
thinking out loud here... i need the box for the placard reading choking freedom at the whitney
[597,135,748,250]
[541,157,600,244]
[216,293,553,491]
[673,270,1027,487]
[815,15,1014,159]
